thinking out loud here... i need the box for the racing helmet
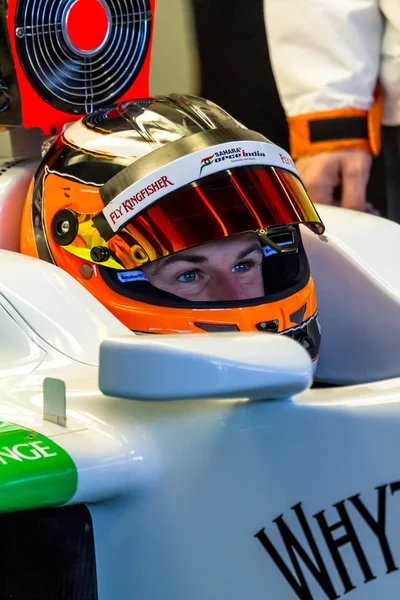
[20,94,324,361]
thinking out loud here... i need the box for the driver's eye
[177,270,198,283]
[232,261,251,273]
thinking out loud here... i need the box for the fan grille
[15,0,152,114]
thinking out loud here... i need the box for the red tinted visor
[63,166,324,270]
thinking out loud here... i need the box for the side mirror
[99,333,312,401]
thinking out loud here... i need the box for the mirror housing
[99,332,312,401]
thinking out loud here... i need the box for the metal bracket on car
[43,377,67,428]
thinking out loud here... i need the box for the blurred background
[151,0,384,214]
[0,0,289,157]
[150,0,288,150]
[0,0,384,214]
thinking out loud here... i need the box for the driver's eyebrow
[236,243,262,260]
[166,254,207,266]
[148,252,207,275]
[154,242,262,273]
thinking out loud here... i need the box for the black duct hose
[0,70,10,113]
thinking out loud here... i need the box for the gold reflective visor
[52,166,324,270]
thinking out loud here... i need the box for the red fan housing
[0,0,155,134]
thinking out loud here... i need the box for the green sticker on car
[0,421,77,513]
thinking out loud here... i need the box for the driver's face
[142,233,264,302]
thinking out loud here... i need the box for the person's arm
[380,0,400,125]
[264,0,383,210]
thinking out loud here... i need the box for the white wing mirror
[99,332,312,401]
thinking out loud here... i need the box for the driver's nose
[207,272,250,301]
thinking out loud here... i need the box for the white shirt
[264,0,400,125]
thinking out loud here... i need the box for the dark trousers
[381,125,400,223]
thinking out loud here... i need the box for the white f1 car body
[1,157,400,599]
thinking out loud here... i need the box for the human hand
[296,149,374,212]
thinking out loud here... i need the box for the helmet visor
[59,166,324,270]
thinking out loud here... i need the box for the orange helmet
[20,94,324,361]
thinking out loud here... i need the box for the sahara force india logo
[199,147,296,177]
[199,147,267,176]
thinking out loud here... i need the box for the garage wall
[150,0,200,96]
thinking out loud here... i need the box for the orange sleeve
[287,86,383,159]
